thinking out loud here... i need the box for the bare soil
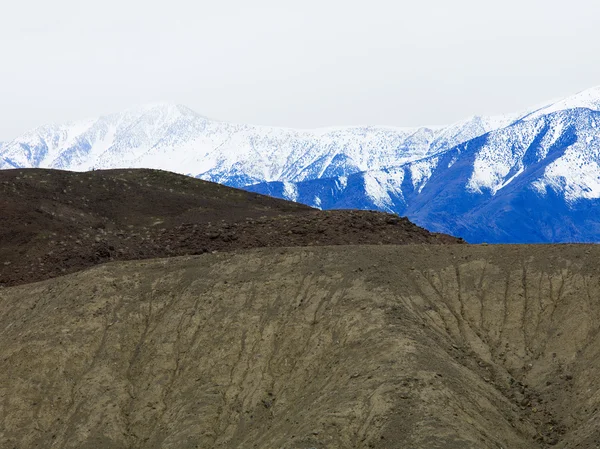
[2,245,600,448]
[0,168,462,287]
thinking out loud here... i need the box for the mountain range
[2,86,600,242]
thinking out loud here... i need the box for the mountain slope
[247,100,600,243]
[5,245,600,448]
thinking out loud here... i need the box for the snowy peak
[0,103,215,172]
[522,85,600,121]
[0,102,519,185]
[428,113,519,155]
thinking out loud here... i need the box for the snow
[428,114,519,155]
[466,120,544,195]
[522,86,600,122]
[537,118,566,160]
[410,157,438,193]
[282,181,299,202]
[0,102,524,188]
[494,167,524,194]
[362,169,405,211]
[533,138,600,202]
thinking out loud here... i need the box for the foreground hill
[0,168,461,287]
[3,245,600,448]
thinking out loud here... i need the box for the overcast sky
[1,0,599,140]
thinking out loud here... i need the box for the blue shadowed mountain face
[246,108,600,243]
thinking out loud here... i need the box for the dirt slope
[3,245,600,448]
[0,168,462,287]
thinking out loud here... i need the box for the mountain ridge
[247,105,600,242]
[0,168,461,288]
[0,98,525,181]
[2,86,600,242]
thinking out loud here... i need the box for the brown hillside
[3,245,600,448]
[0,168,462,287]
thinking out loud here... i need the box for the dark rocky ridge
[0,168,462,287]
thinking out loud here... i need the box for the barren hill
[3,245,600,448]
[0,168,461,287]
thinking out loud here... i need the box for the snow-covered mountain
[3,86,600,242]
[0,103,515,186]
[248,89,600,243]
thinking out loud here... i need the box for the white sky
[1,0,599,140]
